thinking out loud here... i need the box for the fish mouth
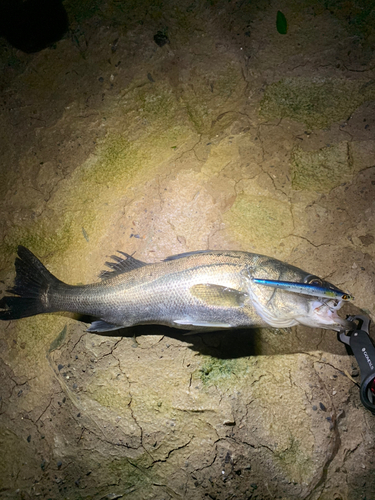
[308,299,354,331]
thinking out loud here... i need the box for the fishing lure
[252,278,354,301]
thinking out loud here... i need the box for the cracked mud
[0,0,375,499]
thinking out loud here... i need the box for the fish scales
[49,252,260,328]
[0,247,354,332]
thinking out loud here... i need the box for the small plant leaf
[276,10,288,34]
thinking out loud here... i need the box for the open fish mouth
[309,299,354,331]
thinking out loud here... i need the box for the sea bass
[0,246,353,332]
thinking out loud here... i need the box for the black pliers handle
[339,315,375,414]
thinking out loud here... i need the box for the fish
[251,277,354,301]
[0,246,354,333]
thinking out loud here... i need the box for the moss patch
[106,455,161,492]
[1,213,76,265]
[137,82,178,124]
[8,315,68,367]
[250,357,316,484]
[260,77,375,129]
[0,123,192,272]
[86,372,131,411]
[198,357,249,386]
[223,194,293,247]
[80,126,182,188]
[290,142,354,192]
[274,435,314,484]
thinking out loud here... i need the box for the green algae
[62,453,161,499]
[80,127,183,188]
[9,315,68,365]
[0,213,76,262]
[260,77,375,129]
[137,82,177,123]
[274,435,314,484]
[107,456,162,494]
[81,135,143,186]
[86,372,131,411]
[223,194,293,247]
[198,357,250,386]
[249,357,316,484]
[0,119,191,271]
[290,142,354,192]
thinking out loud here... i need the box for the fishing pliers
[339,315,375,414]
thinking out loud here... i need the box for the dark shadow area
[74,303,374,360]
[0,0,68,53]
[75,313,262,358]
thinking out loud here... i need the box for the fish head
[295,297,353,331]
[243,261,354,332]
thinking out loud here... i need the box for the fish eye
[304,275,323,286]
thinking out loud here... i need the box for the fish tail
[0,246,63,320]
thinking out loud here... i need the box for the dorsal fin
[100,251,148,279]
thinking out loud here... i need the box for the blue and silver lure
[252,278,354,301]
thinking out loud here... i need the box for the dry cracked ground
[0,0,375,499]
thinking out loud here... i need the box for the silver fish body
[0,246,353,332]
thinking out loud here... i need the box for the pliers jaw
[339,315,375,414]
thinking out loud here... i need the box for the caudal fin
[0,246,63,320]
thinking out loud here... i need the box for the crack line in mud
[70,332,87,353]
[241,436,275,454]
[258,159,290,200]
[126,458,182,499]
[315,330,325,351]
[343,442,360,463]
[192,441,218,473]
[308,363,345,493]
[77,425,86,445]
[116,355,154,458]
[95,338,123,360]
[174,136,204,163]
[34,397,54,424]
[8,375,36,399]
[150,437,193,466]
[302,353,351,380]
[284,234,330,249]
[342,63,375,73]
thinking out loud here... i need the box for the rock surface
[0,0,374,498]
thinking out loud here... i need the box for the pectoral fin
[189,284,247,307]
